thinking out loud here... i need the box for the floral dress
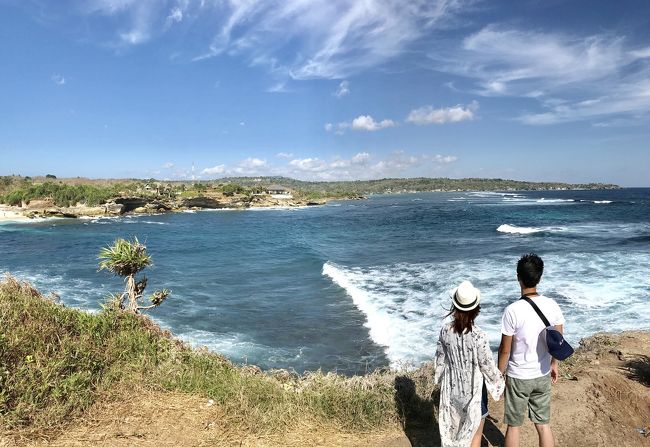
[434,322,505,447]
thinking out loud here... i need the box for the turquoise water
[1,189,649,374]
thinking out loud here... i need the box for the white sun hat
[450,280,481,311]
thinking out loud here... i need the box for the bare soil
[2,331,649,447]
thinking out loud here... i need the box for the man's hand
[550,361,558,384]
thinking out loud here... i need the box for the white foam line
[497,224,542,234]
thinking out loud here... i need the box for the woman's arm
[434,329,446,384]
[478,332,505,400]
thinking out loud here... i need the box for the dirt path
[2,331,649,447]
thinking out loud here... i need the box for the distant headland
[0,174,620,220]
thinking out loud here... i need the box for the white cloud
[351,115,396,131]
[166,6,183,26]
[201,157,268,177]
[517,78,650,125]
[285,150,457,180]
[201,164,226,175]
[432,154,458,164]
[119,30,148,44]
[351,152,370,164]
[406,101,478,125]
[198,151,457,181]
[267,82,289,93]
[276,152,294,158]
[241,157,266,168]
[74,0,470,77]
[162,162,175,169]
[334,80,350,98]
[455,26,629,94]
[430,25,650,124]
[51,74,65,85]
[369,151,420,175]
[327,115,396,133]
[289,157,328,172]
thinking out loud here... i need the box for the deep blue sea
[2,189,649,374]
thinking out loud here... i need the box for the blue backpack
[521,296,574,361]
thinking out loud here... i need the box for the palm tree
[98,237,170,313]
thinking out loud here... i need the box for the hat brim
[450,287,481,311]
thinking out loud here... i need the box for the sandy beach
[0,206,28,223]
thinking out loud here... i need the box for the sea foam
[497,224,542,234]
[323,252,650,368]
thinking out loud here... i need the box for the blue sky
[1,0,649,186]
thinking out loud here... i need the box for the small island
[0,175,619,221]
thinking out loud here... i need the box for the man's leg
[529,375,553,447]
[534,423,554,447]
[503,377,528,447]
[504,425,520,447]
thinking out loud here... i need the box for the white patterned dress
[434,322,505,447]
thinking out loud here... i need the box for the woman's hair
[447,305,481,334]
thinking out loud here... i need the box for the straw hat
[451,280,481,311]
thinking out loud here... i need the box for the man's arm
[498,334,512,375]
[550,324,563,384]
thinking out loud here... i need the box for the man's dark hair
[517,253,544,288]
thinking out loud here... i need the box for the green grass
[0,276,435,434]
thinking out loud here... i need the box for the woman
[434,280,505,447]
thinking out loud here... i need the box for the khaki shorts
[504,374,551,426]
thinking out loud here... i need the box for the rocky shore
[0,192,361,221]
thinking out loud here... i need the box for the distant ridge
[207,176,620,195]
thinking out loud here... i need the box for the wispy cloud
[430,25,650,124]
[51,74,66,85]
[334,80,350,98]
[406,101,478,124]
[518,79,650,125]
[68,0,470,78]
[276,152,294,158]
[326,115,396,134]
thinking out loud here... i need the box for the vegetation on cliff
[0,175,620,210]
[0,276,434,435]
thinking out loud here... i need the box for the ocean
[1,188,649,375]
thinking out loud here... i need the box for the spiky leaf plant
[98,238,170,313]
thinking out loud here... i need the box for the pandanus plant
[98,237,170,313]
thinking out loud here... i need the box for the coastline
[0,206,30,223]
[1,273,648,447]
[0,185,628,222]
[0,196,334,222]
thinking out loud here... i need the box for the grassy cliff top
[0,276,434,437]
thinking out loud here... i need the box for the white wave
[248,205,309,211]
[537,198,575,203]
[176,329,304,365]
[3,270,110,311]
[497,224,542,234]
[126,220,168,225]
[593,200,612,204]
[322,252,650,369]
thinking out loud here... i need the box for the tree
[98,237,170,313]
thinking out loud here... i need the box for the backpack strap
[520,296,551,327]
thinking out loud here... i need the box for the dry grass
[0,276,435,441]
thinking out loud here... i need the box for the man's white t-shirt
[501,295,565,379]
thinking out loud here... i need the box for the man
[498,253,565,447]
